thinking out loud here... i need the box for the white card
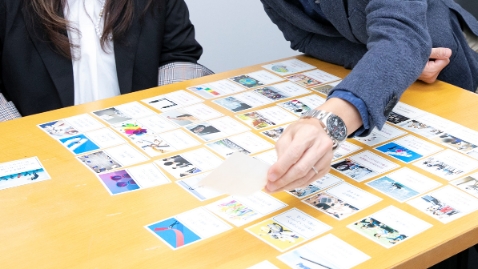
[388,102,427,123]
[414,149,478,180]
[142,90,203,111]
[213,91,273,112]
[207,132,274,157]
[199,152,270,196]
[430,127,478,154]
[277,94,326,116]
[187,79,247,99]
[278,234,370,269]
[349,206,432,248]
[375,135,444,163]
[253,150,278,165]
[302,183,382,219]
[310,80,341,96]
[451,172,478,198]
[367,168,442,202]
[229,70,284,88]
[161,103,223,127]
[397,112,457,139]
[236,107,298,130]
[287,173,343,199]
[331,151,400,182]
[206,191,287,226]
[332,141,362,161]
[262,59,316,76]
[286,69,341,88]
[0,157,51,190]
[176,173,224,201]
[253,82,310,102]
[184,116,250,142]
[407,185,478,223]
[38,114,105,139]
[353,123,406,146]
[102,144,149,167]
[135,114,178,133]
[260,125,289,142]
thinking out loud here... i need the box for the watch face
[326,115,347,141]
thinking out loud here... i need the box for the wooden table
[1,55,477,269]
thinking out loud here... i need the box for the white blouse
[64,0,120,105]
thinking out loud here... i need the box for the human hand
[265,118,334,192]
[418,47,452,84]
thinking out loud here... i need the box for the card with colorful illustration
[310,80,341,96]
[451,172,478,198]
[429,127,478,154]
[333,141,362,161]
[277,234,370,269]
[386,102,426,125]
[212,91,272,113]
[77,144,149,174]
[375,135,443,163]
[176,173,224,201]
[187,79,247,99]
[366,168,442,202]
[142,90,203,111]
[92,102,156,124]
[287,173,343,199]
[353,123,406,147]
[59,128,126,155]
[413,149,478,180]
[236,107,298,130]
[302,183,381,220]
[123,129,201,157]
[331,151,399,182]
[38,114,105,139]
[206,191,287,226]
[155,148,223,179]
[184,116,250,142]
[262,59,316,76]
[253,82,310,102]
[229,70,284,88]
[286,69,341,88]
[245,208,331,252]
[0,157,51,190]
[97,163,170,195]
[277,94,326,116]
[145,207,232,250]
[407,185,478,223]
[206,132,274,157]
[260,125,289,142]
[161,103,223,126]
[348,206,432,248]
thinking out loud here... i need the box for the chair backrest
[455,0,478,19]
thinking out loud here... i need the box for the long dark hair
[23,0,155,59]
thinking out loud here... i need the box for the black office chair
[455,0,478,19]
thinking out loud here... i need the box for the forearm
[315,98,363,136]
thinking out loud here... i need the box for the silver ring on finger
[311,166,319,175]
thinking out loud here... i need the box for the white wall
[184,0,301,73]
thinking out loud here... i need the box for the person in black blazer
[0,0,212,119]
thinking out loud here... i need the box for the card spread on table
[198,151,271,196]
[0,157,51,190]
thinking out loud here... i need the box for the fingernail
[266,183,276,193]
[268,173,278,182]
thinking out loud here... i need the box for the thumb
[429,47,452,60]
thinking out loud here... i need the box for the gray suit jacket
[261,0,478,129]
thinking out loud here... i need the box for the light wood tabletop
[1,55,478,269]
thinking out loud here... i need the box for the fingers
[429,47,452,60]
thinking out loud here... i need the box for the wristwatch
[300,110,347,150]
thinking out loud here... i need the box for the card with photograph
[161,103,223,127]
[451,172,478,198]
[262,59,316,76]
[245,208,331,252]
[396,113,456,139]
[389,102,427,122]
[187,79,247,99]
[366,168,442,202]
[155,148,224,179]
[229,70,284,88]
[260,125,289,142]
[353,123,406,147]
[253,82,310,102]
[375,135,443,163]
[277,234,370,269]
[176,173,224,201]
[287,173,343,199]
[38,114,105,139]
[286,69,340,88]
[59,128,126,155]
[348,206,432,248]
[331,151,399,182]
[407,185,478,223]
[207,132,274,157]
[277,94,326,116]
[302,183,381,220]
[429,130,478,154]
[0,157,51,190]
[236,107,298,130]
[310,80,341,96]
[413,149,478,180]
[142,90,203,111]
[184,116,249,142]
[206,191,287,226]
[92,102,156,124]
[213,91,272,113]
[145,207,232,250]
[97,163,170,195]
[333,141,362,161]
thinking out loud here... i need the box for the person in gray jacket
[262,0,478,193]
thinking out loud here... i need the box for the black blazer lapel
[321,0,359,42]
[22,8,74,107]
